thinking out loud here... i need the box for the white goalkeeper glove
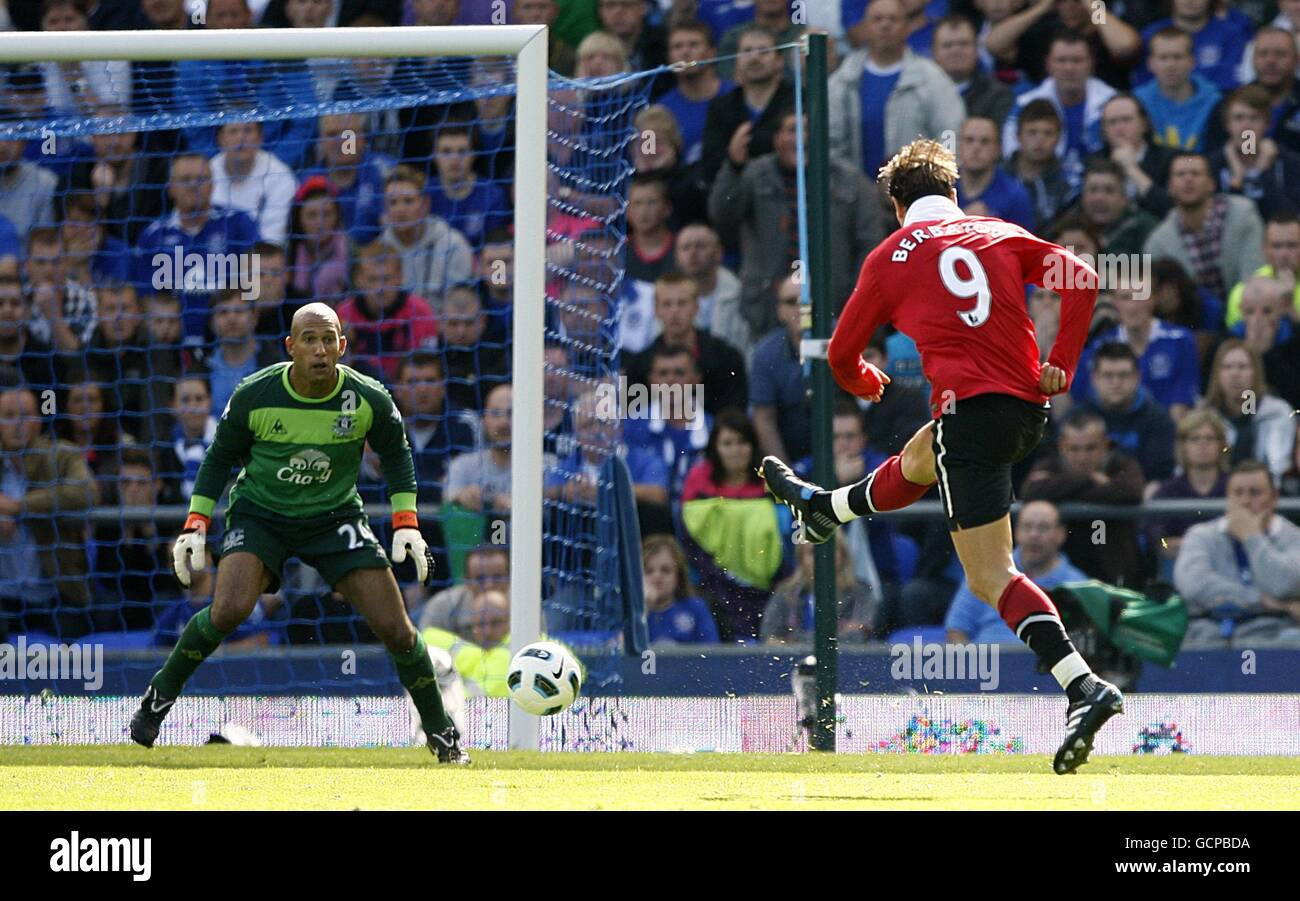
[391,513,434,584]
[172,512,210,588]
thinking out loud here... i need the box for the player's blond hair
[877,138,960,209]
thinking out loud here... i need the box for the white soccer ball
[507,641,583,716]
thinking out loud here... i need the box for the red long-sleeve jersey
[828,210,1098,417]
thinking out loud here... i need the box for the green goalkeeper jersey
[188,362,417,521]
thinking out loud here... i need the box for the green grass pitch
[2,747,1297,810]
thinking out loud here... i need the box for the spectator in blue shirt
[300,113,393,246]
[657,21,735,167]
[642,534,719,644]
[1136,0,1251,92]
[945,500,1088,644]
[159,373,217,504]
[1003,33,1117,192]
[1073,279,1201,419]
[190,288,283,418]
[1079,341,1178,484]
[0,213,19,265]
[133,154,261,345]
[1134,27,1222,151]
[749,276,810,463]
[622,346,710,506]
[427,125,510,252]
[956,116,1036,230]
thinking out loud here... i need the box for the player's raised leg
[335,565,469,765]
[949,515,1124,774]
[129,551,271,747]
[761,421,938,544]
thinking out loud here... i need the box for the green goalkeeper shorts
[219,499,389,592]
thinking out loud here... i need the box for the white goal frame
[0,26,548,749]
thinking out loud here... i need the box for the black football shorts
[929,393,1049,531]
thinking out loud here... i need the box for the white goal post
[0,25,548,749]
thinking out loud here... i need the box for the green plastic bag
[1049,580,1189,667]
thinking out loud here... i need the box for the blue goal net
[0,49,657,732]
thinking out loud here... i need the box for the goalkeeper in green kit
[129,303,469,764]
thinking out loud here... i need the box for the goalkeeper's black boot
[129,686,176,748]
[427,725,471,765]
[760,456,840,545]
[1053,679,1124,775]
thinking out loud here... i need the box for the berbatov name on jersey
[828,207,1098,416]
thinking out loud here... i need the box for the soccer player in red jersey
[761,138,1123,774]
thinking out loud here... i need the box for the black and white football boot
[129,685,176,748]
[759,456,842,545]
[427,725,471,765]
[1054,679,1125,775]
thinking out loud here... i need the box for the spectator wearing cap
[286,174,349,305]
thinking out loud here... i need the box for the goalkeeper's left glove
[391,511,435,584]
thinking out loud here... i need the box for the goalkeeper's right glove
[172,512,210,588]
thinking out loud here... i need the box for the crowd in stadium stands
[0,0,1299,653]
